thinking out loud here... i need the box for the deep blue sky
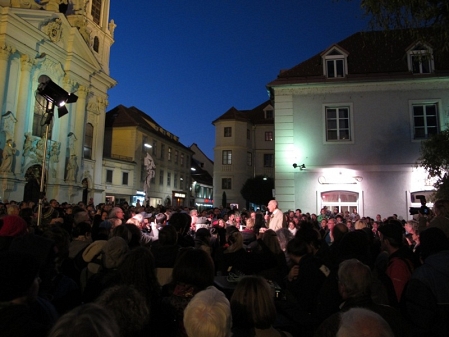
[108,1,368,160]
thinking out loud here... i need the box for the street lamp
[36,75,78,227]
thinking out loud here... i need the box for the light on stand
[36,75,78,227]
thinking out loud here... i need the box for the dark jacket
[403,250,449,337]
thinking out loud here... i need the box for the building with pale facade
[267,30,449,219]
[212,101,274,210]
[103,105,193,208]
[0,0,116,204]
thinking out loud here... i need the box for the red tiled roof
[212,100,273,125]
[269,30,449,86]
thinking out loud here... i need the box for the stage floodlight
[37,75,78,118]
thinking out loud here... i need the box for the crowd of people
[0,197,448,337]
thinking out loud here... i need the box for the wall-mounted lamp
[144,143,152,148]
[292,163,306,170]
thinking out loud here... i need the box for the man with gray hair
[337,308,394,337]
[315,259,408,337]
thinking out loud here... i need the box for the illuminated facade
[268,31,449,219]
[103,105,193,208]
[212,101,274,209]
[0,0,116,204]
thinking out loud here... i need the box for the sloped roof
[105,105,192,152]
[212,100,273,125]
[191,157,213,185]
[269,30,449,86]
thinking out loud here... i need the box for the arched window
[93,36,99,52]
[321,190,359,214]
[91,0,102,25]
[84,123,93,159]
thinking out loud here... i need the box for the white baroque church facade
[0,0,116,204]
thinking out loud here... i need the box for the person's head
[96,286,149,337]
[158,225,178,245]
[245,218,255,230]
[354,219,367,230]
[155,213,167,226]
[419,227,449,261]
[404,220,418,235]
[378,221,404,251]
[230,276,277,330]
[169,212,191,236]
[327,218,336,230]
[184,286,231,337]
[226,227,243,253]
[286,237,309,263]
[332,223,349,243]
[172,249,214,290]
[336,307,394,337]
[267,200,278,213]
[0,215,28,237]
[262,229,282,255]
[432,199,449,217]
[118,247,159,295]
[0,251,40,303]
[110,207,124,219]
[337,259,372,300]
[48,303,120,337]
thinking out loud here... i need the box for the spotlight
[293,163,306,170]
[37,75,78,118]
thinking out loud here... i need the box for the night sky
[107,1,368,159]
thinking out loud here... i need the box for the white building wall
[273,79,448,219]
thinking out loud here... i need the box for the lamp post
[36,75,78,227]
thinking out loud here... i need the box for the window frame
[33,93,53,138]
[265,131,273,141]
[222,150,232,165]
[322,103,354,144]
[222,178,232,190]
[263,153,274,167]
[159,169,164,185]
[84,123,94,159]
[122,172,129,185]
[409,100,441,141]
[106,169,113,184]
[407,43,434,74]
[322,47,348,79]
[224,127,232,137]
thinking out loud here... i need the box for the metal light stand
[36,100,54,228]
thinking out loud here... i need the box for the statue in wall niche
[35,139,45,162]
[67,132,77,156]
[49,141,60,178]
[23,132,35,158]
[66,154,78,182]
[0,139,17,173]
[1,111,17,141]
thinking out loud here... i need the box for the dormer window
[264,105,274,119]
[322,46,348,79]
[407,43,434,74]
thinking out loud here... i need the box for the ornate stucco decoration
[0,111,17,141]
[41,17,63,43]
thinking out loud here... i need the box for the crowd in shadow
[0,199,449,337]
